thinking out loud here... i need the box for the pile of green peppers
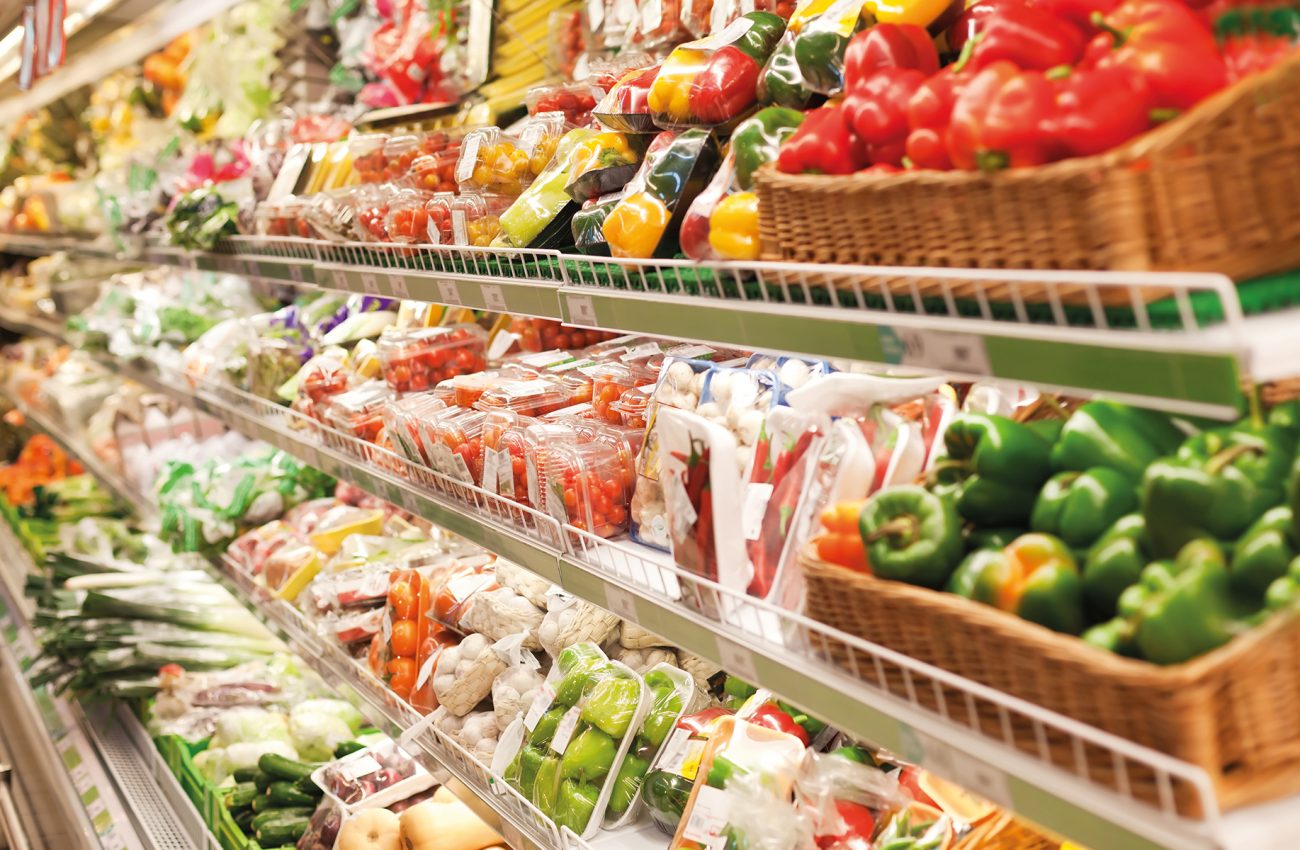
[503,643,643,834]
[603,667,687,824]
[855,398,1300,665]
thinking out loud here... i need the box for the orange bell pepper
[814,500,870,573]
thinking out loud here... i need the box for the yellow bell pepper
[863,0,955,28]
[648,49,707,124]
[571,132,635,179]
[604,191,671,258]
[707,192,762,261]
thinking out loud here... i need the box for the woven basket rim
[756,49,1300,191]
[801,545,1300,684]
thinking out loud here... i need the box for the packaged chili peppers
[593,66,661,133]
[649,13,787,129]
[603,130,721,259]
[564,132,647,203]
[493,128,597,249]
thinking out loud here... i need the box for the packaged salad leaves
[605,664,697,826]
[649,13,787,129]
[593,66,661,134]
[496,643,650,838]
[493,128,597,250]
[603,130,721,259]
[564,132,647,203]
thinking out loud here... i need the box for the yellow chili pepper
[707,192,762,261]
[864,0,954,28]
[604,191,670,258]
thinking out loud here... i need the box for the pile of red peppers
[774,0,1291,175]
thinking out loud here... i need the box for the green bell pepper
[1051,401,1185,482]
[722,675,757,705]
[1264,555,1300,611]
[965,526,1025,552]
[580,676,641,738]
[643,769,693,833]
[556,658,608,705]
[706,754,743,789]
[560,727,617,784]
[1081,616,1137,656]
[1031,467,1138,549]
[532,756,562,816]
[1026,418,1065,444]
[777,701,827,739]
[1122,540,1252,664]
[731,107,805,191]
[969,533,1086,634]
[1269,400,1300,436]
[947,549,1005,598]
[530,705,569,749]
[934,413,1054,527]
[607,753,650,816]
[858,485,964,588]
[553,780,600,834]
[1082,514,1149,618]
[792,0,865,93]
[734,12,788,63]
[509,745,545,796]
[1142,422,1296,558]
[1231,506,1297,602]
[759,35,815,109]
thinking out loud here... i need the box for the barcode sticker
[438,280,461,305]
[567,294,597,325]
[390,273,410,298]
[360,272,380,295]
[880,327,992,376]
[481,283,507,312]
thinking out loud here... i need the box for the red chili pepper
[966,4,1088,71]
[1051,64,1152,156]
[1221,33,1297,81]
[1084,0,1228,110]
[948,61,1061,171]
[776,105,869,175]
[844,68,928,167]
[905,68,970,170]
[689,46,762,124]
[844,24,940,86]
[748,702,811,745]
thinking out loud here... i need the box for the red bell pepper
[1034,0,1122,29]
[747,702,811,745]
[815,800,876,850]
[1221,33,1297,82]
[948,61,1061,171]
[966,4,1088,71]
[776,105,868,175]
[1051,64,1152,156]
[905,68,970,169]
[843,68,928,167]
[843,24,940,86]
[1084,0,1228,110]
[689,46,764,125]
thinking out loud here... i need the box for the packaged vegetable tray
[377,324,488,395]
[495,643,651,839]
[492,128,597,250]
[311,740,436,814]
[603,130,721,259]
[564,132,647,203]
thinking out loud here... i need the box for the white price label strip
[901,727,1013,809]
[438,280,461,305]
[288,264,305,283]
[331,268,349,290]
[567,294,597,326]
[480,283,508,312]
[604,584,639,623]
[390,273,410,298]
[360,272,380,295]
[881,327,992,376]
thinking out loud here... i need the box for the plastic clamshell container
[474,377,571,418]
[449,192,514,247]
[612,385,651,429]
[324,382,394,449]
[522,420,581,510]
[591,363,640,424]
[311,739,436,815]
[542,402,597,422]
[456,128,535,196]
[349,134,390,184]
[423,407,488,486]
[378,324,488,394]
[382,134,423,182]
[542,439,634,537]
[383,393,449,464]
[481,411,537,504]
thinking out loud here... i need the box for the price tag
[715,637,759,683]
[480,283,508,312]
[288,263,305,283]
[437,280,461,305]
[880,327,992,376]
[390,273,410,299]
[360,272,380,295]
[900,727,1013,809]
[331,268,349,291]
[566,294,597,326]
[604,584,639,624]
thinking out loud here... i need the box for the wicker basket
[756,52,1300,293]
[800,548,1300,815]
[953,814,1061,850]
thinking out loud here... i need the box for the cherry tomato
[390,619,419,658]
[387,657,418,697]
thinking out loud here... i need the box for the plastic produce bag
[496,643,650,838]
[649,13,787,128]
[641,707,733,834]
[495,560,553,608]
[433,633,508,716]
[620,622,671,649]
[791,0,866,95]
[593,65,661,133]
[436,707,502,763]
[492,634,548,729]
[538,591,621,657]
[605,663,696,826]
[603,130,720,259]
[491,128,595,249]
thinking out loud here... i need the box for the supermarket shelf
[0,528,213,850]
[0,234,1257,418]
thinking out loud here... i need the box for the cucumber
[231,767,261,783]
[333,740,366,758]
[251,808,313,833]
[294,776,323,797]
[253,810,312,846]
[224,782,258,810]
[267,781,315,808]
[233,808,255,834]
[253,771,274,792]
[250,793,270,814]
[258,753,316,782]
